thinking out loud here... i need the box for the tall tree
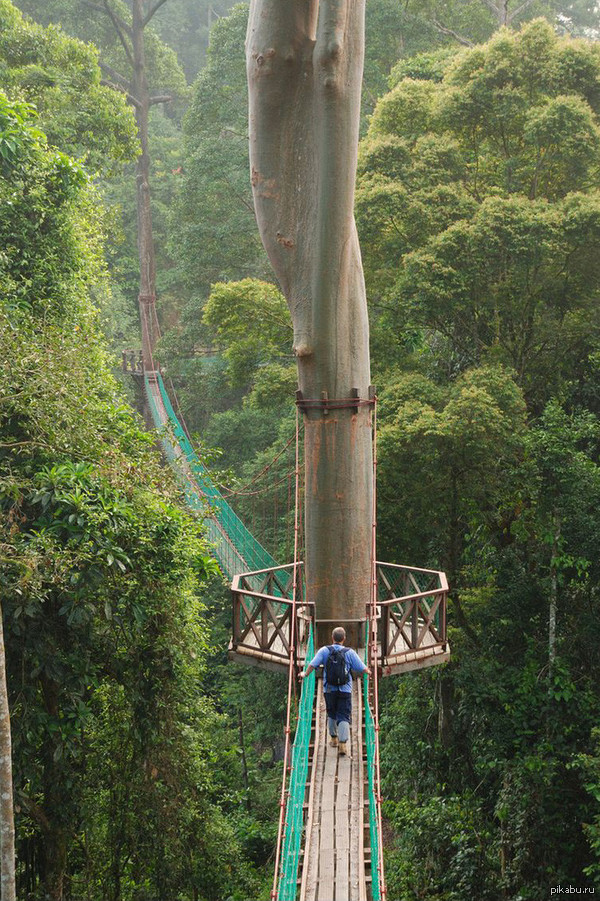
[247,0,372,641]
[356,22,600,409]
[0,602,15,901]
[87,0,184,367]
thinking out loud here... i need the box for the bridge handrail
[376,560,449,578]
[145,371,277,577]
[375,563,448,663]
[378,586,447,604]
[276,625,316,901]
[364,641,383,901]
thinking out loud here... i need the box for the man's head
[332,626,346,644]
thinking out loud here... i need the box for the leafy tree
[12,0,190,369]
[377,365,527,633]
[0,0,138,173]
[357,21,600,408]
[203,279,294,391]
[0,90,267,901]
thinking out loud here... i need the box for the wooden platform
[300,679,367,901]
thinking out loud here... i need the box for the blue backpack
[325,645,350,687]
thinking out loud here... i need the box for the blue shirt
[309,643,367,692]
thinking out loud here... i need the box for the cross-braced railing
[231,563,314,670]
[376,562,449,673]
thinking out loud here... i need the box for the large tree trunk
[0,603,16,901]
[247,0,372,644]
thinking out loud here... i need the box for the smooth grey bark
[247,0,372,643]
[0,603,16,901]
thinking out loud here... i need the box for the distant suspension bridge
[124,296,450,901]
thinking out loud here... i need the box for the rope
[217,471,294,499]
[367,395,387,901]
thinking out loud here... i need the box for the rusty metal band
[295,398,375,409]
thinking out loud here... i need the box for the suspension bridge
[125,298,450,901]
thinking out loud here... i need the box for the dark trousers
[325,689,352,740]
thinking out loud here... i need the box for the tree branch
[480,0,501,15]
[99,61,131,91]
[143,0,170,27]
[507,0,536,23]
[432,19,474,47]
[18,795,51,834]
[83,1,132,36]
[101,0,135,67]
[100,79,142,109]
[149,94,174,106]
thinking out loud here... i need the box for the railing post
[411,598,419,649]
[441,591,447,643]
[232,591,239,647]
[261,597,268,651]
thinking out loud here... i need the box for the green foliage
[573,728,600,888]
[384,794,499,900]
[170,4,268,300]
[358,21,600,407]
[0,92,105,325]
[0,91,270,900]
[148,0,238,82]
[13,0,188,101]
[203,279,293,389]
[0,0,138,172]
[377,365,527,568]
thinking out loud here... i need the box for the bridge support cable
[143,368,277,578]
[137,288,279,577]
[272,405,310,901]
[366,398,386,901]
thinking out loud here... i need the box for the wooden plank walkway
[300,679,367,901]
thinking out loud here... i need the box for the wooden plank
[301,693,325,901]
[335,739,351,901]
[334,682,354,901]
[384,646,451,675]
[316,718,337,900]
[317,856,335,901]
[301,679,369,901]
[238,596,262,645]
[227,644,288,670]
[349,727,360,901]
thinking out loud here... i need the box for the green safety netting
[363,643,382,901]
[277,625,315,901]
[144,372,315,897]
[144,372,277,578]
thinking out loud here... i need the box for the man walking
[299,626,370,756]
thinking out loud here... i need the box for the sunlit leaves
[0,0,138,173]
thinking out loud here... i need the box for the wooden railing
[376,563,449,673]
[231,563,315,670]
[231,561,449,674]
